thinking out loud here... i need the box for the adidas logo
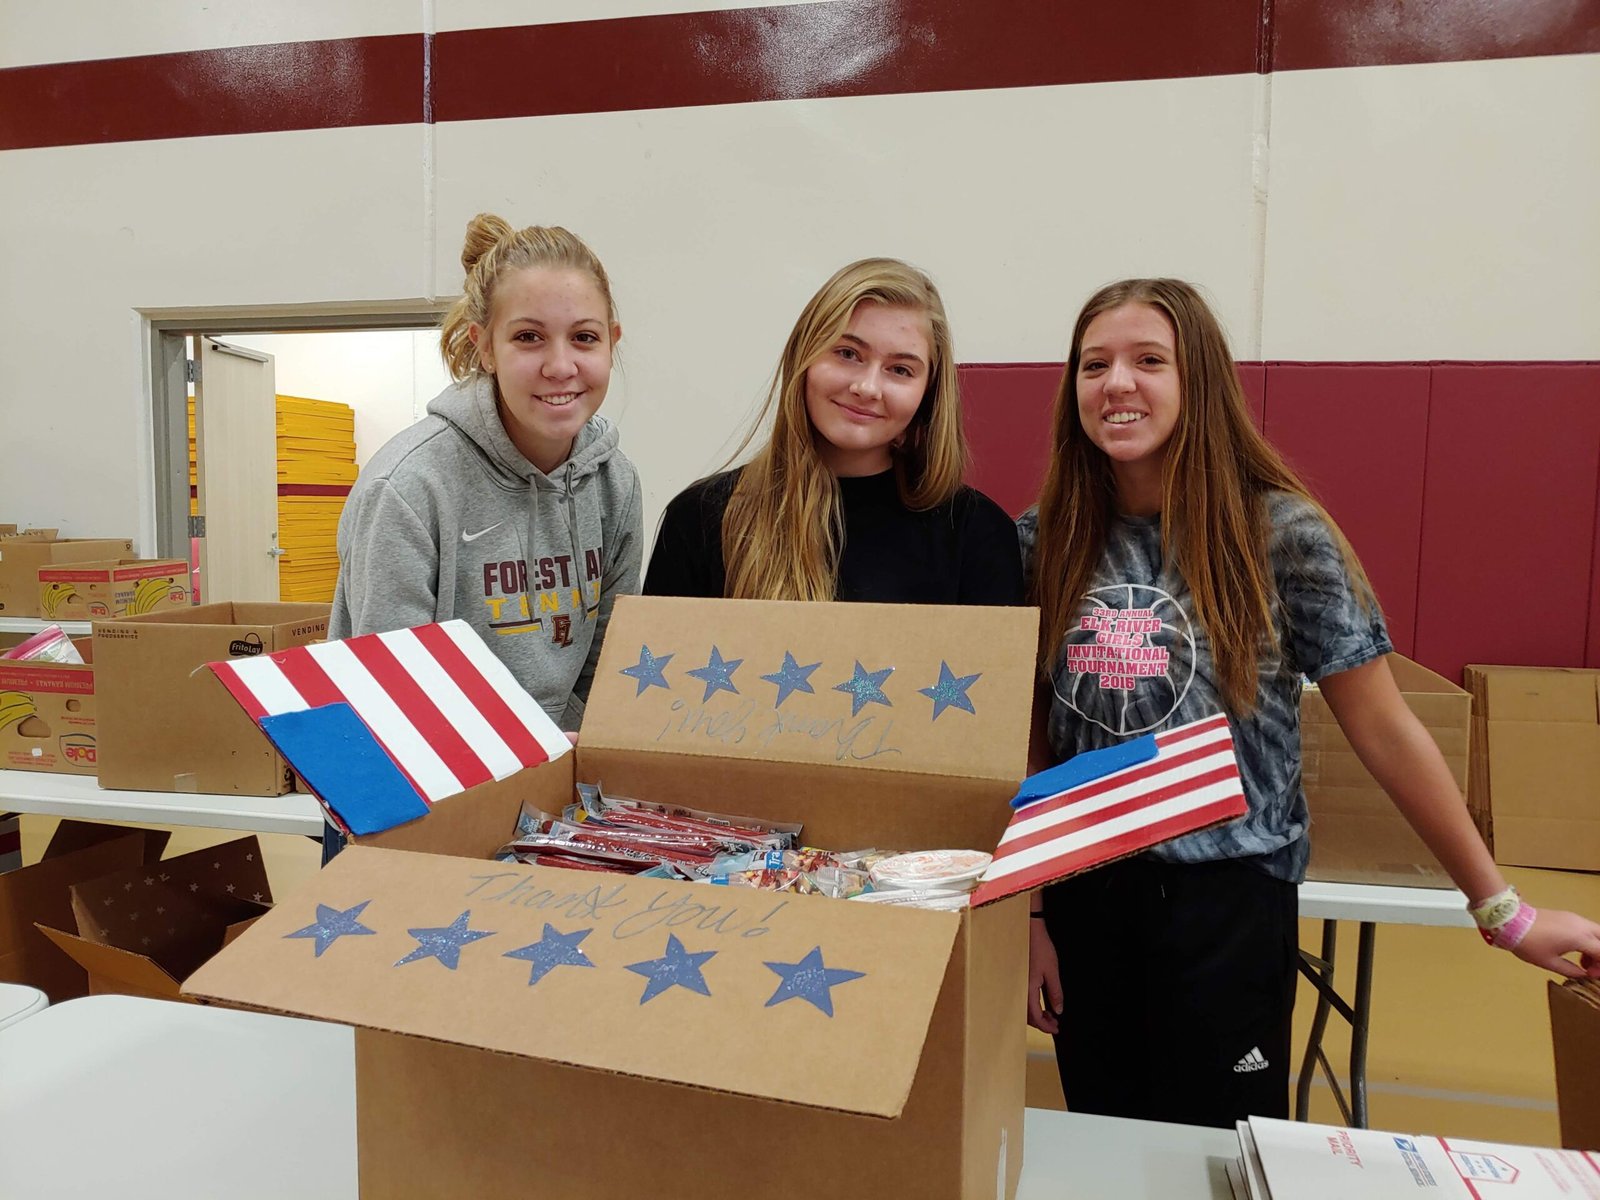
[1232,1047,1269,1073]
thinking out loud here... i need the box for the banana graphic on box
[39,581,78,619]
[0,690,35,734]
[130,573,180,615]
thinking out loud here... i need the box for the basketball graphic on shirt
[1054,582,1196,736]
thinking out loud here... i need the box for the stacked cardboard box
[93,601,329,795]
[276,395,356,603]
[1465,665,1600,872]
[1233,1113,1599,1196]
[0,638,97,774]
[37,558,190,620]
[0,533,135,616]
[1302,654,1471,887]
[1549,979,1600,1151]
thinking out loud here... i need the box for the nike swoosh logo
[461,522,505,543]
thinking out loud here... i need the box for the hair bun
[461,213,515,273]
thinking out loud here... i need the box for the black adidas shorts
[1042,854,1299,1129]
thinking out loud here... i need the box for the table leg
[1295,919,1337,1121]
[1295,918,1378,1129]
[1350,922,1376,1129]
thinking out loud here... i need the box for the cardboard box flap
[35,924,184,997]
[1467,665,1600,723]
[187,846,960,1118]
[102,600,328,630]
[42,820,167,865]
[68,837,271,980]
[584,597,1038,785]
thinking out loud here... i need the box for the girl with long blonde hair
[645,257,1021,605]
[1021,278,1599,1129]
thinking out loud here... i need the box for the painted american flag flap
[207,621,571,835]
[971,714,1248,907]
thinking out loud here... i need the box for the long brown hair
[720,258,969,600]
[1031,278,1375,715]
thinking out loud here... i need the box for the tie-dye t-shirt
[1016,492,1391,882]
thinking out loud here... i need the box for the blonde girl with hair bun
[644,257,1022,605]
[332,213,642,737]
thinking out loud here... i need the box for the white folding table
[1294,879,1475,1128]
[0,768,325,836]
[0,995,1238,1199]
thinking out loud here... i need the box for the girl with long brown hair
[1021,278,1599,1129]
[644,257,1021,605]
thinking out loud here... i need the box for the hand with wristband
[1470,885,1600,978]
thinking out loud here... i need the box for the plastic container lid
[851,888,971,911]
[869,849,992,892]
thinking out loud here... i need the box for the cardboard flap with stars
[188,596,1039,1200]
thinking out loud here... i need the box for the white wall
[0,2,1595,553]
[222,330,453,469]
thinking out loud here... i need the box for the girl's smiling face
[472,266,620,474]
[803,301,932,477]
[1076,301,1181,504]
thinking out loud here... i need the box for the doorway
[146,306,449,606]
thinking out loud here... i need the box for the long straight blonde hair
[1030,279,1376,715]
[721,258,969,600]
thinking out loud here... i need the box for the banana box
[0,638,97,775]
[0,536,132,616]
[37,559,190,621]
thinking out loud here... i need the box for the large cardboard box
[1548,979,1600,1151]
[0,820,168,1000]
[94,601,329,795]
[38,558,191,620]
[0,638,97,774]
[0,535,134,616]
[1302,654,1471,887]
[188,597,1037,1199]
[36,835,270,1001]
[1465,666,1600,872]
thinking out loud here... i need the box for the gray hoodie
[330,376,642,729]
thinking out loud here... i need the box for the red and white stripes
[972,714,1247,906]
[210,620,569,805]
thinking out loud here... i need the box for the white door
[194,337,281,603]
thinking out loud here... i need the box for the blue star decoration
[284,900,377,958]
[624,933,717,1004]
[918,661,982,721]
[502,924,597,987]
[394,910,495,970]
[685,645,743,703]
[833,660,894,717]
[764,946,867,1017]
[761,651,821,708]
[619,644,674,695]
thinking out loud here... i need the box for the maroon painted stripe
[432,0,1258,124]
[1272,0,1600,72]
[0,34,423,151]
[278,484,353,497]
[2,2,1592,152]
